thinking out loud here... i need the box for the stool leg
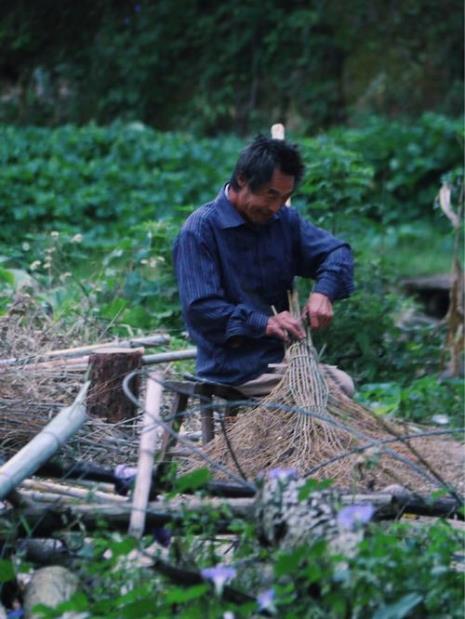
[200,395,214,444]
[225,402,240,418]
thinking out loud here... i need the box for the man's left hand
[303,292,333,330]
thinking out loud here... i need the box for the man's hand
[266,311,305,342]
[303,292,333,330]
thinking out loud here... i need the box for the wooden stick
[0,382,90,499]
[0,334,170,367]
[271,123,291,206]
[129,371,164,538]
[6,348,198,372]
[20,479,127,503]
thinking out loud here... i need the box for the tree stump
[88,347,143,422]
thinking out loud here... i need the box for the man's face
[234,168,295,225]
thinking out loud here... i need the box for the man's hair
[230,134,305,192]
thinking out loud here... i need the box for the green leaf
[0,559,14,582]
[0,267,15,285]
[173,468,212,493]
[298,478,333,501]
[274,547,307,577]
[165,584,209,603]
[373,593,423,619]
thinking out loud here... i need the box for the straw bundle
[194,294,464,494]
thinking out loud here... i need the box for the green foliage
[297,135,375,230]
[15,507,463,618]
[0,123,240,242]
[358,377,464,427]
[1,1,463,132]
[330,113,464,220]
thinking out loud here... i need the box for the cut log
[87,347,144,422]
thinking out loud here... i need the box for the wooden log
[0,382,89,500]
[129,371,164,538]
[2,490,463,544]
[87,347,143,422]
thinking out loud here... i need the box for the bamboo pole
[129,371,164,538]
[0,334,170,368]
[0,382,90,499]
[7,348,198,372]
[142,348,197,365]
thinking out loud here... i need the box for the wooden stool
[152,378,246,487]
[164,378,244,444]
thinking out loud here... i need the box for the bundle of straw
[195,292,463,494]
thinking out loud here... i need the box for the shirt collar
[214,185,282,229]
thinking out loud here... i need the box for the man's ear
[236,174,247,189]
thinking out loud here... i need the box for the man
[173,135,354,397]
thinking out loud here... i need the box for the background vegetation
[0,1,463,133]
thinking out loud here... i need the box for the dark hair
[230,134,305,192]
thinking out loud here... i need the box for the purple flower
[257,588,276,613]
[267,468,298,482]
[337,504,375,530]
[114,464,137,481]
[134,3,141,12]
[200,565,236,595]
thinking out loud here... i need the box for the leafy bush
[297,135,375,231]
[0,123,241,242]
[4,497,462,618]
[330,113,463,221]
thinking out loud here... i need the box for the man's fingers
[266,312,304,341]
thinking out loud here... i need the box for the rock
[24,566,79,619]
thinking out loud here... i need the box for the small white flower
[30,260,41,271]
[140,259,148,265]
[22,242,30,251]
[71,233,83,243]
[50,230,59,238]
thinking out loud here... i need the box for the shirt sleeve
[173,224,269,345]
[294,213,354,301]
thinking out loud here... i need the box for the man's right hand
[266,311,305,342]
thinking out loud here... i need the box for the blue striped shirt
[173,187,354,385]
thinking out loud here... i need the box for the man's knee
[322,365,355,398]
